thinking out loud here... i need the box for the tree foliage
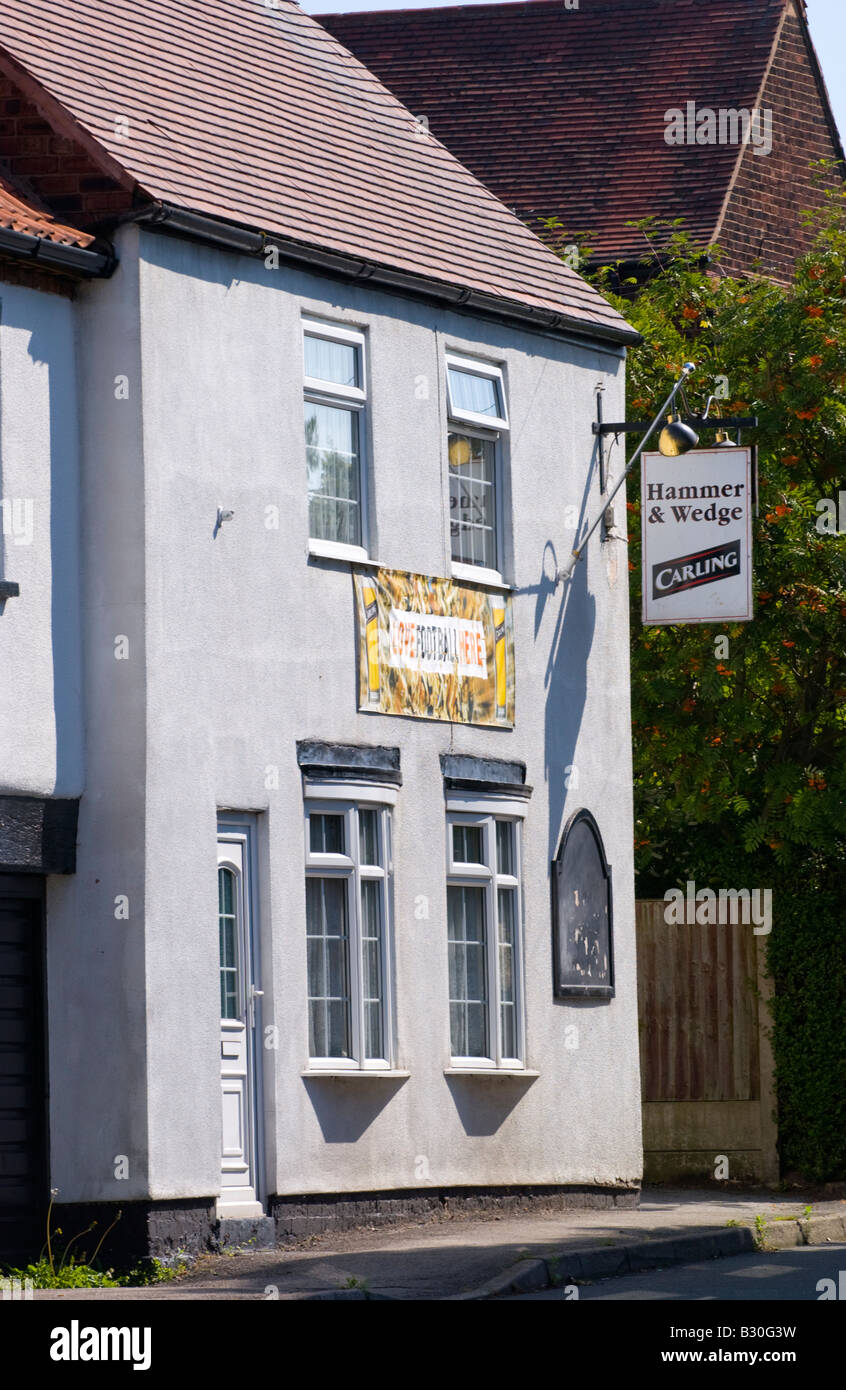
[589,173,846,889]
[570,169,846,1178]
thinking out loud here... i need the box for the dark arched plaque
[551,809,614,999]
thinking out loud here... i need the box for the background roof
[322,0,799,261]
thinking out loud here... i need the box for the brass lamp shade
[714,428,736,446]
[658,413,699,456]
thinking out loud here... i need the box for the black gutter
[133,201,641,350]
[0,225,114,277]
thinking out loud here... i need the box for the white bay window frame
[445,792,528,1072]
[303,317,369,562]
[303,781,396,1073]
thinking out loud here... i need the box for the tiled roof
[0,165,94,248]
[0,0,635,341]
[323,0,793,262]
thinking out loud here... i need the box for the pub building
[0,0,643,1262]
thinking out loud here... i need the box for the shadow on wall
[1,293,83,797]
[445,1074,536,1136]
[303,1075,409,1143]
[434,454,600,1140]
[528,453,599,865]
[544,549,596,863]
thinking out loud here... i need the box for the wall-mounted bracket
[592,415,758,436]
[595,383,607,493]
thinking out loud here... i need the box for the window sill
[308,538,370,564]
[450,562,511,590]
[444,1067,539,1079]
[302,1068,410,1079]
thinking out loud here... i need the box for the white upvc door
[217,820,263,1218]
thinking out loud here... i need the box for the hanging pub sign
[353,566,515,726]
[641,447,754,625]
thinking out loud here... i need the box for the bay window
[446,798,525,1068]
[304,787,394,1069]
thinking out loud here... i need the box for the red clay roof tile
[0,164,94,247]
[323,0,793,261]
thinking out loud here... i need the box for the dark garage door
[0,876,46,1260]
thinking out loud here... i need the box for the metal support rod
[558,362,696,583]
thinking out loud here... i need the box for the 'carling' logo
[652,540,740,600]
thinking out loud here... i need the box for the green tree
[578,172,846,1179]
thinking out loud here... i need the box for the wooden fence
[636,899,778,1183]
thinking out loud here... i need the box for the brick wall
[0,258,76,297]
[717,10,843,282]
[0,73,134,229]
[270,1184,640,1244]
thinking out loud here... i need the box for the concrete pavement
[29,1186,846,1301]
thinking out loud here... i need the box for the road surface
[499,1243,846,1300]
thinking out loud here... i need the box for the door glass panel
[218,866,240,1020]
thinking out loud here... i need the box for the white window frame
[303,317,369,563]
[445,792,528,1072]
[445,353,509,584]
[303,781,397,1073]
[446,353,509,430]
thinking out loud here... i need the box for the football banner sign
[353,566,515,726]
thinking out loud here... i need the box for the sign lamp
[558,370,759,583]
[658,412,699,456]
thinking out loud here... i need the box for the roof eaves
[0,224,114,277]
[132,200,641,349]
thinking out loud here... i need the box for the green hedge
[765,864,846,1181]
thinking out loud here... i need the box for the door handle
[248,985,264,1028]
